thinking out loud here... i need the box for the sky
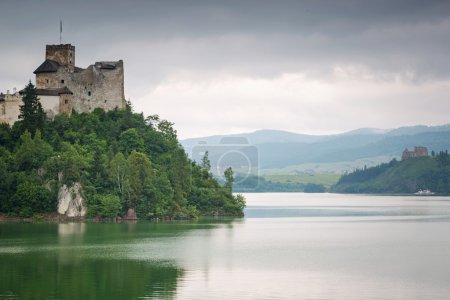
[1,0,450,139]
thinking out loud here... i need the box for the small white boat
[414,189,435,195]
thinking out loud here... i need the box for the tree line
[0,82,245,218]
[332,152,450,194]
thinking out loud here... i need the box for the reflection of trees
[0,219,244,299]
[0,254,182,299]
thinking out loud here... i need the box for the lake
[1,193,450,299]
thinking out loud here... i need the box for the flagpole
[60,19,62,44]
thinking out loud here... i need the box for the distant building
[402,146,428,160]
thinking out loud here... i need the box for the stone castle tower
[45,44,76,72]
[0,43,126,125]
[34,44,126,113]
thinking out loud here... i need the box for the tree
[19,81,46,133]
[87,194,122,218]
[44,142,88,185]
[126,152,152,209]
[107,152,128,197]
[201,151,211,171]
[304,183,326,193]
[0,103,246,218]
[11,182,54,217]
[119,128,144,155]
[15,130,53,171]
[224,167,234,192]
[145,115,177,141]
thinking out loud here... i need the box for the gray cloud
[1,0,450,137]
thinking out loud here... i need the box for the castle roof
[95,61,119,70]
[35,87,73,96]
[18,87,73,96]
[33,59,60,74]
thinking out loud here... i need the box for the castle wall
[0,91,73,125]
[38,61,125,113]
[39,95,60,120]
[0,93,22,126]
[59,94,73,116]
[46,44,75,72]
[36,73,60,89]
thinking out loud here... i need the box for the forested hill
[331,152,450,194]
[0,83,244,219]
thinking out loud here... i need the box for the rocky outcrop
[123,208,137,220]
[57,183,87,217]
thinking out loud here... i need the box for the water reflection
[0,220,243,300]
[0,254,182,299]
[2,194,450,299]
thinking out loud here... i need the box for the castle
[0,44,126,125]
[402,146,428,160]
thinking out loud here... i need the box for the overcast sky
[1,0,450,138]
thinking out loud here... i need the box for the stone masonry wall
[46,44,75,72]
[0,93,22,126]
[36,61,125,113]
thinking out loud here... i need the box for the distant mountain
[339,128,389,136]
[181,124,450,173]
[181,129,327,149]
[386,124,450,136]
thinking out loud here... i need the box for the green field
[263,174,341,188]
[259,155,397,175]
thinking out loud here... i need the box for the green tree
[304,183,326,193]
[11,182,54,217]
[0,103,246,218]
[44,142,89,185]
[142,171,174,218]
[224,167,234,192]
[0,148,14,212]
[145,115,177,141]
[126,152,152,209]
[107,152,128,197]
[201,151,211,171]
[0,123,13,150]
[18,81,46,133]
[119,128,144,155]
[15,130,53,171]
[87,194,122,218]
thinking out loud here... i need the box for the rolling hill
[181,124,450,175]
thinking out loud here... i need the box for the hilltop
[331,152,450,194]
[0,83,245,219]
[182,125,450,174]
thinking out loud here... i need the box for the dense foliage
[0,84,245,218]
[332,152,450,194]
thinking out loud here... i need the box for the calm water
[1,193,450,299]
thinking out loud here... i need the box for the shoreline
[0,212,85,224]
[0,213,241,224]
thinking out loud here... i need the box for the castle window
[88,91,91,96]
[61,80,65,84]
[104,100,107,103]
[65,99,68,104]
[46,79,49,83]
